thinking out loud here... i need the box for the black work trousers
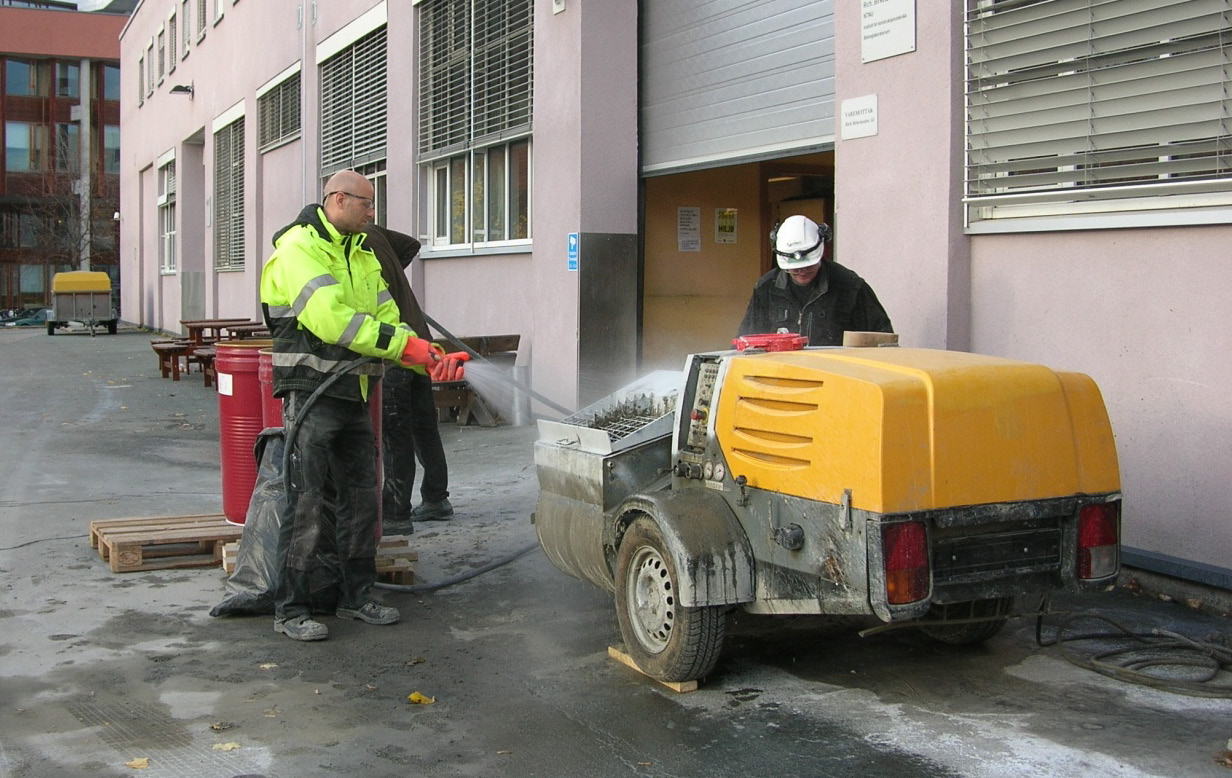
[381,367,449,524]
[274,392,379,621]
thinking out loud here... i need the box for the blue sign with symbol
[567,232,579,271]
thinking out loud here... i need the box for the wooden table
[180,318,252,346]
[220,321,270,340]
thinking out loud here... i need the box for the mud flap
[613,488,755,608]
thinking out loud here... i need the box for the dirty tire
[614,517,725,683]
[920,597,1013,645]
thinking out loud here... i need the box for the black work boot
[409,498,454,521]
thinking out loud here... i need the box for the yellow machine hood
[715,347,1120,514]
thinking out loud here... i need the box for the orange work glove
[400,337,439,368]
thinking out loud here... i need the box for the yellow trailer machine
[50,271,116,335]
[535,345,1121,682]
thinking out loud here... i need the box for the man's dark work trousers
[275,392,379,621]
[381,368,449,524]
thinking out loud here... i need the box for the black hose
[374,541,541,594]
[1034,598,1232,698]
[280,355,539,595]
[422,312,574,417]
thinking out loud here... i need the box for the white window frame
[182,0,192,57]
[418,0,534,253]
[427,140,532,250]
[157,27,165,84]
[157,152,177,274]
[196,0,208,41]
[168,11,177,72]
[965,0,1232,233]
[146,41,154,97]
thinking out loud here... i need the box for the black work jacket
[736,261,893,346]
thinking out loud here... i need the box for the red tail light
[882,521,929,604]
[1078,501,1120,579]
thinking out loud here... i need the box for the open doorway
[640,150,834,371]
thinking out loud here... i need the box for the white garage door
[640,0,836,176]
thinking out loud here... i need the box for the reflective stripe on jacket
[260,205,411,402]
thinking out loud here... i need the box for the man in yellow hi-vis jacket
[260,170,438,642]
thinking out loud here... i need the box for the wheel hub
[627,545,674,653]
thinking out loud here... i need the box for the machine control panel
[684,358,720,451]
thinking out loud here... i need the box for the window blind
[418,0,533,160]
[966,0,1232,219]
[213,118,245,270]
[259,73,301,151]
[320,28,387,174]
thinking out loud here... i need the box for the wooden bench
[151,339,195,381]
[191,345,217,388]
[431,334,521,426]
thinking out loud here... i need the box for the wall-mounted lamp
[169,82,194,99]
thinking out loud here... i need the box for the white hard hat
[773,215,828,270]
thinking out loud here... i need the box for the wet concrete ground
[1,326,1230,777]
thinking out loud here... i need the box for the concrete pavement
[1,325,1230,778]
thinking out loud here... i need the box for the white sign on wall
[677,207,701,252]
[715,208,737,245]
[840,94,878,140]
[861,0,916,63]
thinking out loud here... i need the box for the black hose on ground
[374,541,541,594]
[1033,595,1232,699]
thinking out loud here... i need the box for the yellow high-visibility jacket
[260,204,415,402]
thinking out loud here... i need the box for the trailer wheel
[920,597,1013,645]
[46,321,54,336]
[615,517,726,683]
[107,319,117,334]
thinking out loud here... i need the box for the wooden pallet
[220,534,418,584]
[89,513,242,573]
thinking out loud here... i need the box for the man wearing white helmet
[736,214,892,345]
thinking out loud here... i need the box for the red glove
[400,337,439,368]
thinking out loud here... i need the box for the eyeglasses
[328,191,375,209]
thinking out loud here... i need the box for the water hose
[422,312,573,417]
[280,354,540,594]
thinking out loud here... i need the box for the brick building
[0,3,126,311]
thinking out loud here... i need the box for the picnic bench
[151,339,195,381]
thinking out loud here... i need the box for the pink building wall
[833,4,1232,575]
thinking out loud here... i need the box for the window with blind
[965,0,1232,230]
[196,0,207,40]
[157,29,165,83]
[259,72,301,152]
[214,118,244,270]
[320,27,386,176]
[182,0,192,56]
[159,159,177,273]
[169,13,177,72]
[418,0,533,249]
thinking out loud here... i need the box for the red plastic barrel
[255,351,385,537]
[216,340,273,525]
[258,348,282,428]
